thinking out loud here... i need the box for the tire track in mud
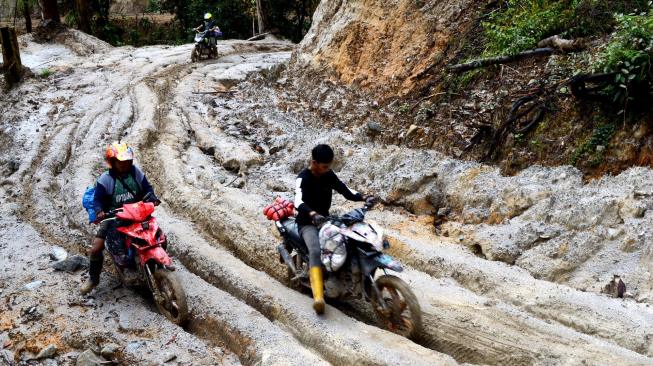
[7,38,336,366]
[135,50,653,365]
[380,229,653,357]
[136,50,460,366]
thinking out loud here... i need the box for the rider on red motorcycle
[294,144,374,314]
[80,142,158,295]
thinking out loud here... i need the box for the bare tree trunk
[23,2,33,33]
[296,0,306,41]
[255,0,269,34]
[38,0,60,23]
[1,26,24,87]
[76,0,90,33]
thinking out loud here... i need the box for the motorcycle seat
[280,217,307,252]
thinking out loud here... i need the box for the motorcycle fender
[375,254,403,272]
[360,253,403,274]
[139,246,172,266]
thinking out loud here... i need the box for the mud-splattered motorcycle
[191,29,222,62]
[102,192,188,325]
[274,201,423,339]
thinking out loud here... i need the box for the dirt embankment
[288,0,653,177]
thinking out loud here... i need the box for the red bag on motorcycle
[263,197,294,221]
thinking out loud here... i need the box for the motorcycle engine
[324,275,345,299]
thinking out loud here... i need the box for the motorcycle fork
[369,274,389,312]
[145,263,164,305]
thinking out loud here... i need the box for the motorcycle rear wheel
[153,269,188,325]
[371,275,422,340]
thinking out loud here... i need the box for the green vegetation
[595,10,653,108]
[58,0,318,46]
[38,68,53,78]
[159,0,319,42]
[397,103,411,114]
[569,123,615,166]
[483,0,651,56]
[483,0,576,56]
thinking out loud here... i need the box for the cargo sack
[263,197,295,221]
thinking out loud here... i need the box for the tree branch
[446,48,554,73]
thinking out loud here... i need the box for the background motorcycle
[274,201,423,339]
[102,192,188,325]
[191,28,222,62]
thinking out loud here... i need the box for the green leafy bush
[595,10,653,106]
[569,123,615,166]
[483,0,578,56]
[483,0,652,56]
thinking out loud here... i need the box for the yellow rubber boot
[309,266,325,315]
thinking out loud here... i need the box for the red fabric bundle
[263,197,295,221]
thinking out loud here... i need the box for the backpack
[82,186,96,223]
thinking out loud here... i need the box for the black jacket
[294,168,363,225]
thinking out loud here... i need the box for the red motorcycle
[102,193,188,325]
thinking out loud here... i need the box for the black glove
[312,214,327,226]
[364,195,377,207]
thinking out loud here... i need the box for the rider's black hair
[312,144,334,164]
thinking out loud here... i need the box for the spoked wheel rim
[371,275,422,339]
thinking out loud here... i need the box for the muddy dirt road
[1,31,652,365]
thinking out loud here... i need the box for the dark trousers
[299,224,321,268]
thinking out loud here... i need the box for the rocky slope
[288,0,653,177]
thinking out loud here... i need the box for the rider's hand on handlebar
[96,211,106,220]
[311,213,327,226]
[364,195,377,207]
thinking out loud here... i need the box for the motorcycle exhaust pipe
[277,243,297,275]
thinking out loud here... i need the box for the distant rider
[80,142,158,295]
[294,144,374,314]
[194,12,221,45]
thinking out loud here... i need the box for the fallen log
[446,47,554,73]
[247,31,272,41]
[537,35,583,52]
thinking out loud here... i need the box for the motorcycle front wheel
[153,269,188,325]
[371,275,422,340]
[191,47,200,62]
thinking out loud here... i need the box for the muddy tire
[153,269,188,325]
[210,46,218,59]
[371,275,422,340]
[191,47,199,62]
